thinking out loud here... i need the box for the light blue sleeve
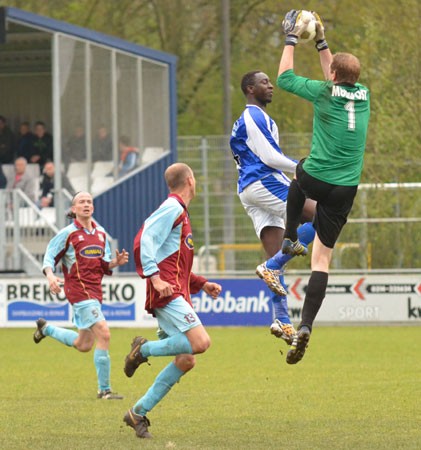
[140,198,183,276]
[97,226,112,262]
[103,238,112,262]
[42,226,72,272]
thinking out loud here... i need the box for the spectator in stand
[64,125,86,167]
[0,164,6,189]
[32,121,53,168]
[118,136,139,178]
[92,125,112,162]
[38,160,75,208]
[16,121,36,162]
[5,157,38,203]
[0,115,16,164]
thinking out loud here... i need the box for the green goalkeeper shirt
[277,69,370,186]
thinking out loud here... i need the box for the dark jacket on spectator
[0,125,15,164]
[39,171,74,207]
[17,131,36,162]
[0,164,6,188]
[33,133,53,167]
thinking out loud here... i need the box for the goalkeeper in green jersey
[269,10,370,364]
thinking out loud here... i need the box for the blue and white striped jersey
[230,104,297,194]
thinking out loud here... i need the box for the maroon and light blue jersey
[134,193,207,314]
[42,220,113,304]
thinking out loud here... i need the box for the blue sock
[271,275,290,324]
[140,333,193,358]
[94,349,111,391]
[266,222,316,270]
[134,362,184,416]
[44,324,78,347]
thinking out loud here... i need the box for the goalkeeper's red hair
[330,53,360,85]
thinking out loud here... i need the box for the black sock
[284,179,306,242]
[300,271,329,330]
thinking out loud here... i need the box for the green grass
[1,326,420,449]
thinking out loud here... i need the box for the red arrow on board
[351,277,365,300]
[290,278,302,301]
[416,283,421,295]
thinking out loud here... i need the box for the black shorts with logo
[296,160,358,249]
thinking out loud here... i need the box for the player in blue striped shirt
[230,71,316,345]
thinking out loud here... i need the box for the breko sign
[0,277,156,328]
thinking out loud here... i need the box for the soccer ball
[298,10,317,44]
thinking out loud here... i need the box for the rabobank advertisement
[192,279,272,326]
[0,274,421,327]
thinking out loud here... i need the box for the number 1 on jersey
[344,100,355,130]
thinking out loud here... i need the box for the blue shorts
[72,300,105,330]
[154,296,202,337]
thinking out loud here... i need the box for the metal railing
[0,189,60,274]
[0,189,118,275]
[179,136,421,273]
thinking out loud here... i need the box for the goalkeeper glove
[312,12,329,51]
[282,10,307,46]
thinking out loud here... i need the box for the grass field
[1,326,420,449]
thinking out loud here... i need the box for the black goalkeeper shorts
[296,160,358,249]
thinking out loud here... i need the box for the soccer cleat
[286,326,311,364]
[124,336,149,378]
[282,238,308,256]
[256,263,287,297]
[33,318,48,344]
[270,319,297,345]
[123,409,152,439]
[97,389,124,400]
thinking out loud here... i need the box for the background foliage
[6,0,420,184]
[4,0,421,271]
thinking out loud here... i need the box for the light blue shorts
[72,299,105,330]
[154,296,202,337]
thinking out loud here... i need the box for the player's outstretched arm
[278,45,295,76]
[312,12,333,80]
[278,10,308,76]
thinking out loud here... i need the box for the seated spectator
[0,115,16,164]
[92,125,112,162]
[0,164,6,189]
[64,125,86,167]
[16,121,36,162]
[32,121,53,168]
[5,157,38,203]
[118,136,139,178]
[38,160,75,208]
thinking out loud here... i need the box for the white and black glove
[312,12,329,51]
[282,10,310,46]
